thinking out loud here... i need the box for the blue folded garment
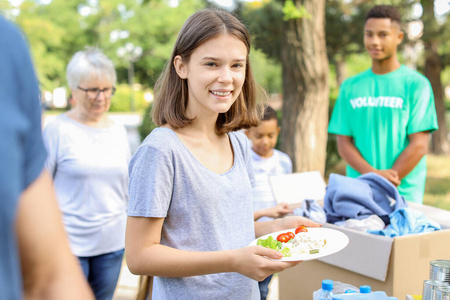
[324,173,407,224]
[368,207,441,237]
[293,199,327,223]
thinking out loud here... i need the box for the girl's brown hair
[151,8,263,133]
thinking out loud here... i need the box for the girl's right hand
[230,246,300,281]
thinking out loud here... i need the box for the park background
[2,1,449,299]
[1,0,448,204]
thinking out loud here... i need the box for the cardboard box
[278,202,450,299]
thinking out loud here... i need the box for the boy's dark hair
[262,106,277,121]
[365,5,401,25]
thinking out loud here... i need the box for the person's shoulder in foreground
[0,16,94,300]
[0,14,47,300]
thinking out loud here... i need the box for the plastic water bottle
[319,279,334,300]
[356,285,371,299]
[332,290,393,300]
[371,291,388,299]
[360,286,371,294]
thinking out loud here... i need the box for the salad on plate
[251,226,348,261]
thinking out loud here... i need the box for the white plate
[249,227,349,261]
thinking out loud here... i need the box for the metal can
[431,260,450,283]
[435,286,450,300]
[423,280,449,300]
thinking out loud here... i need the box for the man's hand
[374,169,400,186]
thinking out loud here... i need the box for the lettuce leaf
[256,236,292,257]
[257,236,282,250]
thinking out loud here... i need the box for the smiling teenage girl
[126,9,319,299]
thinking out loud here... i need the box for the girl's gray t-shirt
[128,128,259,300]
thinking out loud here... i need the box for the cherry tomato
[286,232,295,240]
[295,225,308,234]
[277,233,290,243]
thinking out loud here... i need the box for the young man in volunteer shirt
[328,5,438,204]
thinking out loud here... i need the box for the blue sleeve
[1,18,47,190]
[20,34,47,189]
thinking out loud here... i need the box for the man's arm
[16,170,94,300]
[336,135,401,186]
[391,131,429,180]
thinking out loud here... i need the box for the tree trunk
[334,57,346,87]
[424,41,449,154]
[421,0,450,154]
[279,0,329,176]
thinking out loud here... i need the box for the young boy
[328,5,438,204]
[245,105,293,300]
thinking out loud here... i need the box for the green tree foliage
[138,101,156,141]
[98,0,204,88]
[249,48,282,94]
[9,0,204,94]
[241,1,284,62]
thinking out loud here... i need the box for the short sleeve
[22,91,47,189]
[282,153,293,174]
[328,80,353,136]
[42,123,59,178]
[240,132,255,188]
[10,23,47,189]
[406,77,439,135]
[127,143,174,217]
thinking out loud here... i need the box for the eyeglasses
[78,86,116,99]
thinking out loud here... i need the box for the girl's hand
[230,246,300,281]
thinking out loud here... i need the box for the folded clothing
[324,173,407,224]
[335,215,386,232]
[368,207,441,237]
[293,199,327,223]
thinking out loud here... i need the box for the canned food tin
[435,286,450,300]
[423,280,450,300]
[431,260,450,283]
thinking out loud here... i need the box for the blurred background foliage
[2,0,449,175]
[1,0,449,114]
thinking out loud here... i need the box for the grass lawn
[423,154,450,210]
[326,154,450,211]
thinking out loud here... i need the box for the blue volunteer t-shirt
[0,16,47,299]
[328,65,438,203]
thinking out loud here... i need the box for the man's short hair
[365,5,401,25]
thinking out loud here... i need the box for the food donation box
[278,202,450,299]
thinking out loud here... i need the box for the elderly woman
[43,47,130,300]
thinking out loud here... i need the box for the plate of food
[249,226,349,261]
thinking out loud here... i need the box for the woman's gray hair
[66,47,117,90]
